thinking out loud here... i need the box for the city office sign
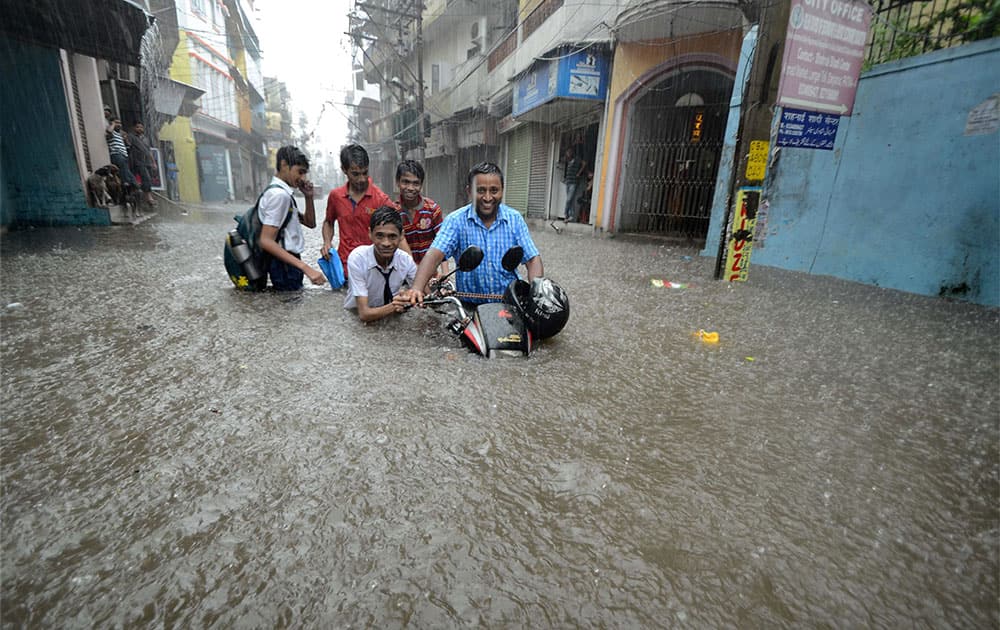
[513,49,609,117]
[776,0,872,116]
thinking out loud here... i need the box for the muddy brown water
[2,202,997,627]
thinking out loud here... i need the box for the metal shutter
[67,54,92,173]
[527,124,549,219]
[504,125,531,214]
[425,155,460,213]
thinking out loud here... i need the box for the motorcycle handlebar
[419,295,469,320]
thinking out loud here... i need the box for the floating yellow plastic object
[696,329,720,343]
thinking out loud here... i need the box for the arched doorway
[617,68,733,239]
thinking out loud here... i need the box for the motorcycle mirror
[501,246,524,272]
[457,246,484,272]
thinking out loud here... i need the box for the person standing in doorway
[395,159,447,275]
[106,117,136,194]
[322,144,408,276]
[128,122,157,209]
[562,147,587,222]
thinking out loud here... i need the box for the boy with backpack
[256,146,326,290]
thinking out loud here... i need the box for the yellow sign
[746,140,769,181]
[724,187,762,282]
[690,111,704,143]
[498,334,521,344]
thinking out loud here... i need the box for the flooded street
[2,202,997,627]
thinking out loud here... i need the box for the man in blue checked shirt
[409,162,544,305]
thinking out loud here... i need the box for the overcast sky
[253,0,358,163]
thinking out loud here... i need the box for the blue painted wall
[703,37,1000,307]
[703,26,757,262]
[0,36,110,227]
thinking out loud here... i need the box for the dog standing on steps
[87,164,141,220]
[86,164,120,208]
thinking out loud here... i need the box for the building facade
[157,0,275,204]
[0,0,152,226]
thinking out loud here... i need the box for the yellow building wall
[159,31,201,203]
[232,48,252,132]
[159,116,201,203]
[170,30,195,84]
[594,29,743,226]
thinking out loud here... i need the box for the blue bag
[317,248,345,289]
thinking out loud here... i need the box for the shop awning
[154,78,204,119]
[0,0,150,66]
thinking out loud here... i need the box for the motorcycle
[417,245,568,358]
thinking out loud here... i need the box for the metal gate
[618,70,733,239]
[527,125,549,219]
[505,125,532,213]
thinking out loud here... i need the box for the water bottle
[227,229,262,281]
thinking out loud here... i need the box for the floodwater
[2,200,997,628]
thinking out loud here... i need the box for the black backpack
[224,184,295,290]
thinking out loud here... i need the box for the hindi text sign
[777,107,841,150]
[746,140,769,181]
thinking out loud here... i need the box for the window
[431,64,440,94]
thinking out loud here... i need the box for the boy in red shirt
[322,144,408,274]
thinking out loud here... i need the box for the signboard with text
[724,187,762,282]
[746,140,769,180]
[513,59,556,116]
[777,107,840,149]
[776,0,872,116]
[513,49,609,117]
[558,50,609,101]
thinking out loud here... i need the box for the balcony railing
[488,29,518,71]
[523,0,565,38]
[487,0,565,71]
[864,0,999,67]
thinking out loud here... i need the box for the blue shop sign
[776,107,840,150]
[513,49,609,117]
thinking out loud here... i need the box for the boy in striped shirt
[105,117,136,190]
[395,160,447,276]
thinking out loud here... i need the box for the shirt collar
[399,195,424,212]
[363,245,397,271]
[466,203,507,228]
[269,176,294,195]
[341,178,375,200]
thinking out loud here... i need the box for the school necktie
[379,268,393,306]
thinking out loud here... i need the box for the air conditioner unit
[468,17,487,57]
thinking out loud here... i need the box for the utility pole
[714,0,791,280]
[415,0,425,161]
[355,0,426,160]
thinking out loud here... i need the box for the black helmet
[504,277,569,339]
